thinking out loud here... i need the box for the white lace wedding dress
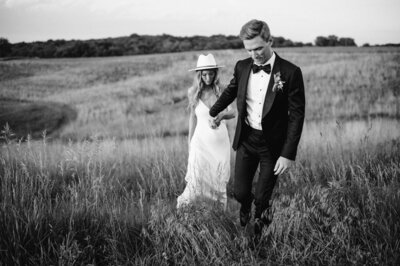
[177,100,231,209]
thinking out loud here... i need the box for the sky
[1,0,399,45]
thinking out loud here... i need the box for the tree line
[314,35,356,46]
[0,34,357,58]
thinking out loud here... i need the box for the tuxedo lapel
[237,61,252,113]
[262,54,281,117]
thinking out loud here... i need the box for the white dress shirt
[246,52,276,130]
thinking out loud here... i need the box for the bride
[177,54,236,209]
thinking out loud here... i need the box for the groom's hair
[239,19,271,42]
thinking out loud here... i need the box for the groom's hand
[274,156,294,175]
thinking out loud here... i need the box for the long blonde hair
[188,69,221,110]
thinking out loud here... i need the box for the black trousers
[234,123,279,219]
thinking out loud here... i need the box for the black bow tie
[252,64,271,74]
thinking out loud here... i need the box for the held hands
[209,114,222,129]
[209,117,220,129]
[274,156,294,175]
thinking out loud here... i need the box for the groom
[209,19,305,236]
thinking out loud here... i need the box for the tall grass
[1,121,399,264]
[0,131,187,264]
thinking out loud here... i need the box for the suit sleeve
[209,62,239,117]
[280,67,305,160]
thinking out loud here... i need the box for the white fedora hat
[189,54,224,71]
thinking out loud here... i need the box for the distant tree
[108,46,123,56]
[362,43,370,47]
[327,35,339,46]
[54,39,67,46]
[338,37,356,46]
[380,43,400,47]
[72,41,90,57]
[178,39,192,51]
[94,40,113,56]
[0,38,12,57]
[191,35,208,50]
[315,35,356,47]
[315,36,329,46]
[293,42,304,47]
[160,38,177,53]
[272,36,286,47]
[10,42,28,57]
[205,35,227,50]
[56,41,93,57]
[42,42,57,58]
[283,39,294,47]
[226,35,243,49]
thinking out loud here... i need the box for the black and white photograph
[1,0,399,264]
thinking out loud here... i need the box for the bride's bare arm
[188,107,197,148]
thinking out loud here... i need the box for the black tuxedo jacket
[210,53,305,160]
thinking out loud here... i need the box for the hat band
[197,64,218,68]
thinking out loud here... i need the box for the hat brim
[188,65,224,72]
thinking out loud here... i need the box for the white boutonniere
[272,72,285,92]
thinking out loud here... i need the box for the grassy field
[1,46,399,140]
[1,47,400,265]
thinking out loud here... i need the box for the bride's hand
[209,118,220,129]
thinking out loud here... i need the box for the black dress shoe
[239,195,254,227]
[240,209,251,226]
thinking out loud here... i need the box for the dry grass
[1,125,399,265]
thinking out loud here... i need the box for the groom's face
[243,35,272,65]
